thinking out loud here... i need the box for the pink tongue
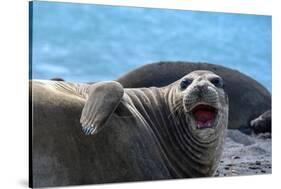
[194,109,215,128]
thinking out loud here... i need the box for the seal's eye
[210,77,224,88]
[180,78,192,90]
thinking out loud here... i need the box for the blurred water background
[30,1,272,91]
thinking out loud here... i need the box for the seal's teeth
[91,124,94,128]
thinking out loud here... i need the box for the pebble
[249,166,259,170]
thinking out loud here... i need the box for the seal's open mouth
[192,104,217,129]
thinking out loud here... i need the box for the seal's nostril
[197,84,207,92]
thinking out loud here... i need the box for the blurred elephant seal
[31,70,228,187]
[250,110,271,134]
[50,77,65,81]
[116,62,271,134]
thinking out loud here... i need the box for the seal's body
[31,71,228,187]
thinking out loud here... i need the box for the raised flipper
[80,81,124,135]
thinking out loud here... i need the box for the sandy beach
[216,130,272,177]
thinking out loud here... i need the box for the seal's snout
[196,82,208,92]
[184,84,220,129]
[183,82,219,112]
[191,104,218,129]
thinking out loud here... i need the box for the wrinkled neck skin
[125,83,228,178]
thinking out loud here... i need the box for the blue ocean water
[31,1,272,91]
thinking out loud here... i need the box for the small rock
[231,170,239,176]
[233,156,240,159]
[261,170,266,173]
[249,166,259,170]
[255,161,261,165]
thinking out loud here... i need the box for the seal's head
[181,70,228,140]
[169,70,228,142]
[165,70,229,176]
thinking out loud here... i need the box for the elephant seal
[30,70,228,187]
[250,110,271,134]
[116,62,271,134]
[50,77,65,81]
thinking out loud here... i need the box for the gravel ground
[216,130,272,177]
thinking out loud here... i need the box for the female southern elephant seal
[31,70,228,187]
